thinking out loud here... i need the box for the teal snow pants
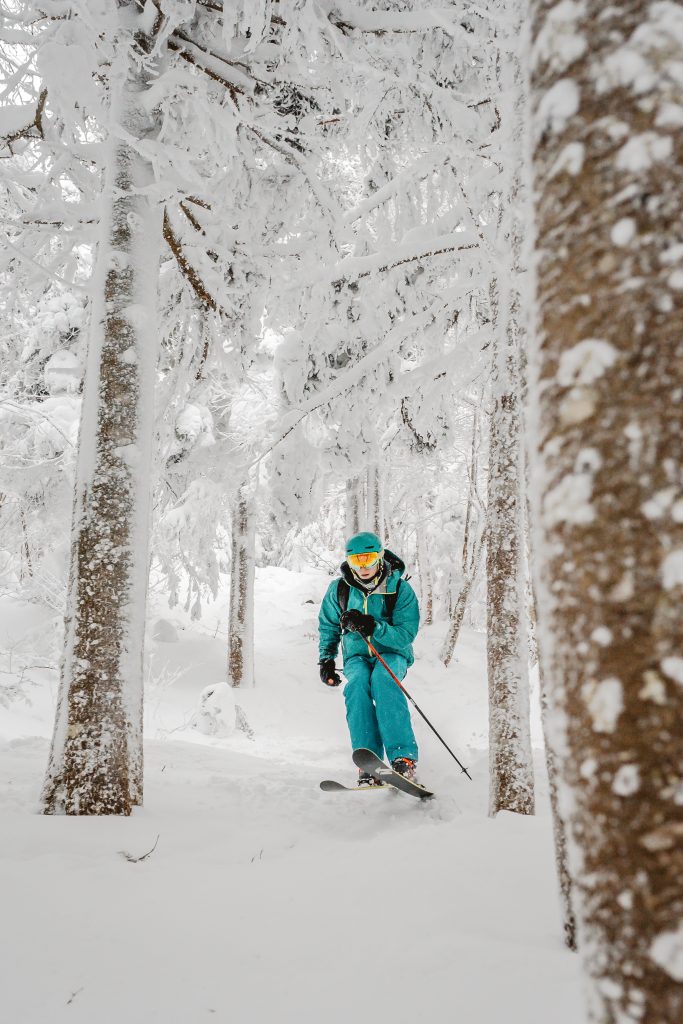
[343,653,418,763]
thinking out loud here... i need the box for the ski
[319,779,388,793]
[352,748,434,800]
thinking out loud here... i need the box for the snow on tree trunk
[442,403,485,665]
[42,33,161,815]
[540,670,577,951]
[365,463,384,539]
[528,1,683,1018]
[227,483,255,688]
[528,511,577,949]
[486,343,534,817]
[345,476,363,538]
[416,512,433,625]
[486,5,535,819]
[442,534,485,668]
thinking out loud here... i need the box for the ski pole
[365,637,472,780]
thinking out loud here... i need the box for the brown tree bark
[529,2,683,1018]
[540,672,578,952]
[365,463,384,539]
[442,531,485,668]
[441,403,485,665]
[42,17,161,815]
[486,13,535,818]
[345,476,363,538]
[227,483,255,688]
[416,510,433,626]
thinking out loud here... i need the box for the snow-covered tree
[41,3,166,815]
[486,0,535,817]
[529,1,683,1017]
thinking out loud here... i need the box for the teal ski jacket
[318,551,420,667]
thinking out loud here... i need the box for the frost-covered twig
[118,834,160,863]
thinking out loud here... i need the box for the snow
[612,764,640,797]
[536,79,580,135]
[598,47,657,95]
[661,657,683,686]
[659,243,683,265]
[610,573,634,602]
[558,389,596,426]
[656,103,683,128]
[0,568,584,1023]
[610,218,636,247]
[37,41,103,124]
[44,350,82,394]
[533,1,587,73]
[556,339,618,387]
[641,487,677,520]
[0,104,36,137]
[152,618,179,643]
[615,133,673,173]
[175,403,215,447]
[661,549,683,589]
[581,677,624,734]
[650,924,683,982]
[192,682,237,737]
[543,472,594,526]
[119,347,137,365]
[624,422,643,468]
[549,141,585,178]
[639,671,667,705]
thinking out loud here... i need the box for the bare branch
[1,88,48,152]
[333,241,478,286]
[118,834,160,863]
[166,39,241,102]
[163,207,225,314]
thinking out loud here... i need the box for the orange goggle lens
[347,551,381,569]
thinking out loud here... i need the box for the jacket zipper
[363,593,373,655]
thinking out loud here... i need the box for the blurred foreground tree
[529,1,683,1018]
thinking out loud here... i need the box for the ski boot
[358,770,384,788]
[391,757,418,783]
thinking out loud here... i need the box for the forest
[0,2,681,1023]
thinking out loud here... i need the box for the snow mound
[192,682,237,737]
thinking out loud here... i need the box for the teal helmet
[345,532,385,580]
[346,532,383,557]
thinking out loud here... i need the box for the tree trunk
[527,499,577,949]
[227,483,255,688]
[442,402,484,663]
[365,463,384,538]
[529,2,683,1018]
[487,360,535,817]
[442,531,485,667]
[540,671,577,951]
[42,25,160,815]
[345,476,363,537]
[416,514,433,625]
[486,8,535,818]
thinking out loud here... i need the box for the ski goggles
[347,550,382,569]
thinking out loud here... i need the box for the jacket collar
[339,548,404,594]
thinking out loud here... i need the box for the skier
[318,531,421,786]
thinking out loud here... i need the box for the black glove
[319,659,342,687]
[340,609,375,637]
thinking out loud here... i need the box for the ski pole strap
[365,638,472,780]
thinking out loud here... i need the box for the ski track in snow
[0,568,584,1024]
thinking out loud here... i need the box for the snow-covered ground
[0,567,584,1023]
